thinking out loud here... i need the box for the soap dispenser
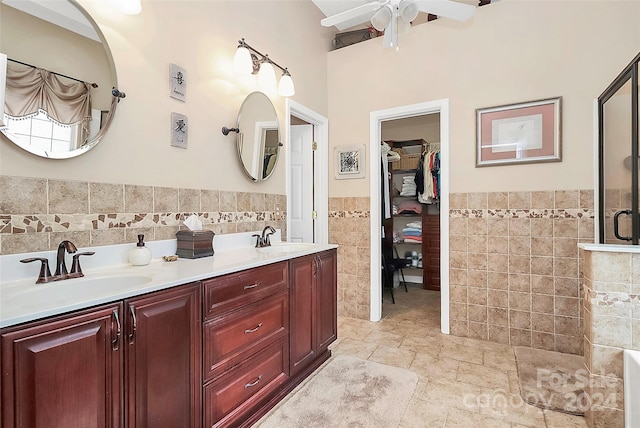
[129,234,152,266]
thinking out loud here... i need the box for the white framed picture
[334,144,365,179]
[171,112,188,148]
[169,63,186,102]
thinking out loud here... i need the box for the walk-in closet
[380,114,441,322]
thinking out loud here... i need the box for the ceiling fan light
[398,0,419,23]
[258,57,277,89]
[371,6,392,32]
[233,45,253,75]
[278,69,295,97]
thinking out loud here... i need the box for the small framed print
[171,112,188,149]
[476,97,562,167]
[334,144,365,179]
[169,63,186,102]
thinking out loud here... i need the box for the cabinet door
[125,283,201,428]
[289,254,316,376]
[1,304,123,428]
[316,249,337,354]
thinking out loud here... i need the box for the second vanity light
[233,38,295,97]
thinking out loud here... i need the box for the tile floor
[329,284,588,428]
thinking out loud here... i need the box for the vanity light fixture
[232,38,295,97]
[110,0,142,14]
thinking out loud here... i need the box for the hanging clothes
[417,147,440,204]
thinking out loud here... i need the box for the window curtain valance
[5,62,92,125]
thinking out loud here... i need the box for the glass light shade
[278,73,295,97]
[112,0,141,14]
[371,6,392,32]
[258,60,277,89]
[233,46,253,75]
[399,0,419,23]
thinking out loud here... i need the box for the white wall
[0,0,334,195]
[327,0,640,196]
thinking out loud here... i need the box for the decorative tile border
[5,211,284,234]
[585,287,640,308]
[450,208,595,219]
[329,210,370,219]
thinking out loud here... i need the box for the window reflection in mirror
[0,0,117,159]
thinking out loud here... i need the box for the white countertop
[0,231,337,328]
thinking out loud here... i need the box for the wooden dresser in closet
[421,213,440,291]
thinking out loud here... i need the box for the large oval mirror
[235,92,281,181]
[0,0,119,159]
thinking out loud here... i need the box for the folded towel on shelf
[406,221,422,229]
[403,235,422,243]
[396,200,422,214]
[402,228,421,237]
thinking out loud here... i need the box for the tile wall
[582,248,639,427]
[0,175,286,255]
[329,196,371,320]
[449,190,595,355]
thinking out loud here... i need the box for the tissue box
[176,230,214,259]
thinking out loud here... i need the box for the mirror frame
[0,0,119,159]
[235,91,281,182]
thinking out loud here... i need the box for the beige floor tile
[368,344,416,368]
[543,409,588,427]
[445,407,512,428]
[410,353,460,381]
[457,361,510,390]
[440,341,485,365]
[331,337,378,360]
[336,286,588,428]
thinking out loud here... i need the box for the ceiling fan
[320,0,476,49]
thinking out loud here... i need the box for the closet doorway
[381,117,441,315]
[369,99,450,334]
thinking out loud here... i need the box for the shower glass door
[598,52,640,244]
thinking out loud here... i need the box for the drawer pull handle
[244,323,263,334]
[243,283,260,290]
[244,375,263,389]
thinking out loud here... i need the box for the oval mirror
[235,92,281,181]
[0,0,119,159]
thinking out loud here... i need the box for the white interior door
[289,124,314,242]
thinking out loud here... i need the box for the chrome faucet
[253,226,276,248]
[20,240,94,284]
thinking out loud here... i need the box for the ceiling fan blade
[320,2,384,27]
[416,0,476,21]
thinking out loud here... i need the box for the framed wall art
[169,63,186,102]
[171,112,188,149]
[476,97,562,167]
[334,144,365,179]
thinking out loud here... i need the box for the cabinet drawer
[204,338,288,428]
[203,262,288,319]
[203,293,288,382]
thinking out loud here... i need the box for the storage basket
[392,152,421,170]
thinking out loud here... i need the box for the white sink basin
[7,275,154,308]
[257,242,317,254]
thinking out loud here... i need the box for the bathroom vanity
[0,239,337,428]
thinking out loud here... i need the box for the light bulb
[258,58,277,90]
[371,6,392,32]
[278,70,295,97]
[398,0,419,23]
[112,0,141,14]
[233,45,253,75]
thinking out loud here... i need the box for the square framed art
[476,97,562,167]
[334,144,365,179]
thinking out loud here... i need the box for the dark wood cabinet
[1,303,124,428]
[422,213,440,291]
[1,250,337,428]
[125,282,201,428]
[289,249,337,377]
[1,283,201,428]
